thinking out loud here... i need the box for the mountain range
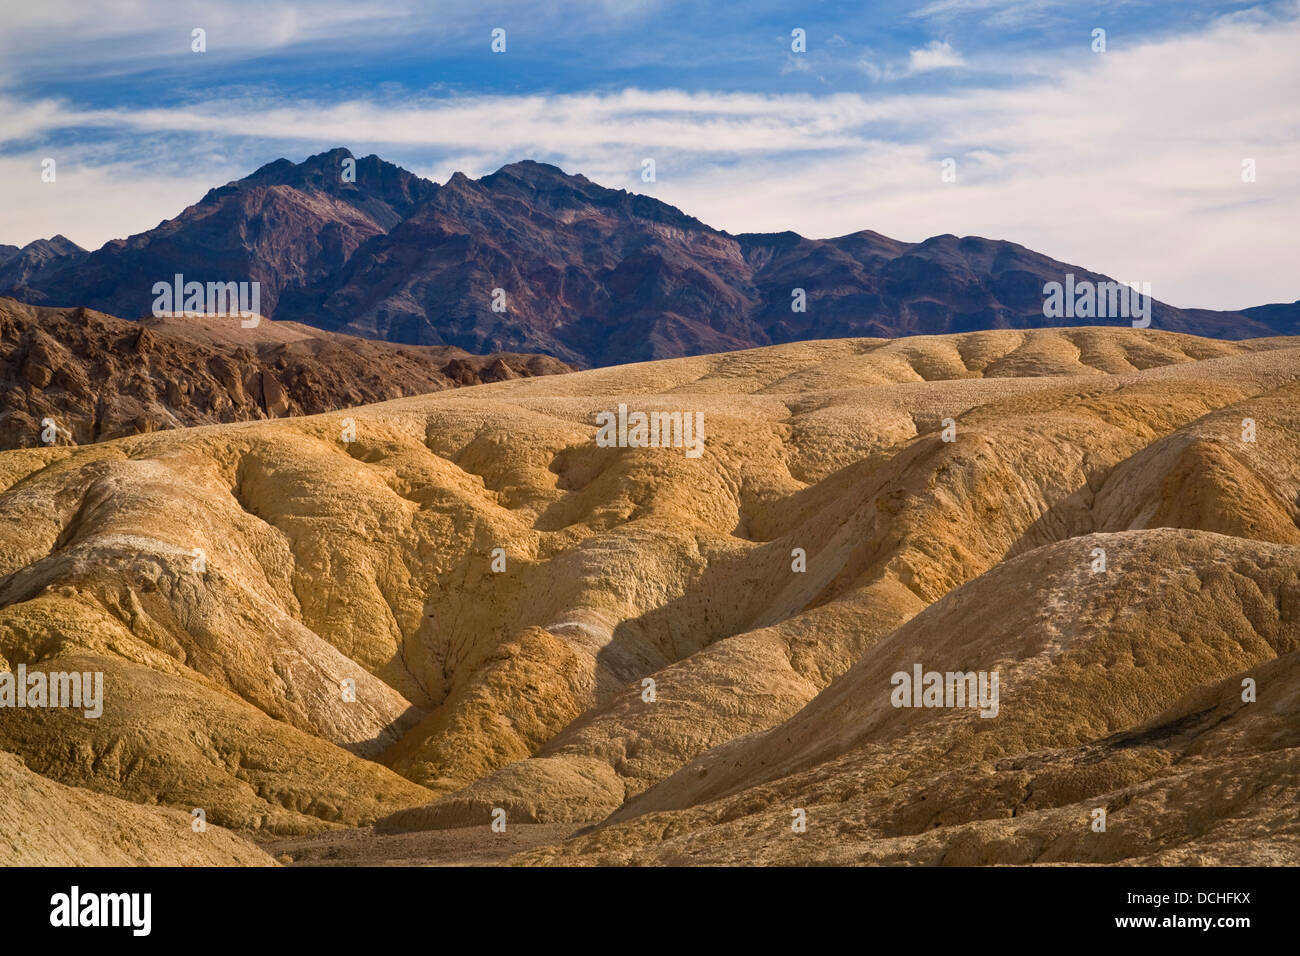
[4,148,1297,367]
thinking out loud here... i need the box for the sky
[1,0,1297,310]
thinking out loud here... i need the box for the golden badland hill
[1,327,1297,865]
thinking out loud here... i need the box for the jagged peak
[197,148,433,209]
[491,158,577,179]
[19,234,86,254]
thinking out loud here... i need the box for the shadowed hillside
[0,297,571,450]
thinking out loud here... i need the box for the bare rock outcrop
[0,297,571,450]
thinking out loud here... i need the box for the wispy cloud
[909,0,1074,28]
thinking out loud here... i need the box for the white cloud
[0,154,238,265]
[907,40,966,72]
[856,40,967,81]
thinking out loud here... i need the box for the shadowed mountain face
[0,297,571,450]
[269,160,1300,363]
[0,235,87,303]
[1,327,1297,864]
[10,149,436,319]
[276,162,764,363]
[7,152,1298,366]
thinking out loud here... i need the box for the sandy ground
[258,823,585,866]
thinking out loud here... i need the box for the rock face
[0,326,1297,864]
[6,153,1298,366]
[0,297,572,450]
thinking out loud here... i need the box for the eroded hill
[0,326,1296,865]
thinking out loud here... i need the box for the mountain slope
[280,161,1300,364]
[0,235,88,304]
[6,153,1297,366]
[16,149,436,318]
[276,160,762,363]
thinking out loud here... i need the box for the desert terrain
[1,325,1297,865]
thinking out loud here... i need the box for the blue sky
[2,0,1298,310]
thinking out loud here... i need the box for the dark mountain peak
[837,228,905,246]
[432,159,707,236]
[200,148,433,208]
[486,159,588,186]
[495,158,560,175]
[238,147,358,191]
[0,235,90,304]
[427,171,479,210]
[194,154,295,201]
[188,148,436,220]
[20,234,86,255]
[911,233,1023,257]
[245,156,296,182]
[307,145,355,165]
[477,159,599,204]
[823,229,913,259]
[43,234,87,254]
[46,234,84,252]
